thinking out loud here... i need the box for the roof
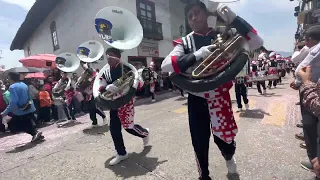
[10,0,62,51]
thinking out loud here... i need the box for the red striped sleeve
[173,38,182,47]
[171,56,181,73]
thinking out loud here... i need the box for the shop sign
[138,41,159,57]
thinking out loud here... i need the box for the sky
[0,0,299,69]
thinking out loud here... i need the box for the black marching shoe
[300,143,307,149]
[199,176,211,180]
[295,132,304,141]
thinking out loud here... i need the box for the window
[136,0,156,30]
[317,0,320,8]
[50,21,60,51]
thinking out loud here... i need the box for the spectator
[0,81,6,132]
[1,72,44,142]
[44,75,58,120]
[38,84,53,124]
[295,25,320,175]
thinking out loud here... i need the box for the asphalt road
[0,75,315,180]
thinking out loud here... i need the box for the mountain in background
[277,51,293,57]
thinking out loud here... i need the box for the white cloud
[226,0,299,52]
[1,0,35,10]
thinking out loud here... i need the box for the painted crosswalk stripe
[262,101,287,127]
[174,107,187,114]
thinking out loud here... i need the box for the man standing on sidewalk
[1,72,44,142]
[293,25,320,177]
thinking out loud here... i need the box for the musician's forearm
[231,16,263,51]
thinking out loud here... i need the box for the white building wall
[23,0,184,73]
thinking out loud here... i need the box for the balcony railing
[138,17,163,40]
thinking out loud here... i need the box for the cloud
[1,0,35,10]
[226,0,299,52]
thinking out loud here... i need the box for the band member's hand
[290,81,299,90]
[81,62,89,70]
[311,158,320,177]
[105,84,118,93]
[193,45,216,61]
[216,4,237,25]
[298,66,312,84]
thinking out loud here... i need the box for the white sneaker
[237,108,242,112]
[109,154,129,166]
[226,158,238,174]
[143,128,150,146]
[245,103,249,110]
[102,117,107,125]
[151,99,156,102]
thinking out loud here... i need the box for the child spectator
[38,85,52,124]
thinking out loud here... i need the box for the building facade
[295,0,320,45]
[11,0,219,74]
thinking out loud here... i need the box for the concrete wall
[23,0,185,73]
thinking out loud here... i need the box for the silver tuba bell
[52,53,80,98]
[75,40,104,92]
[170,25,250,93]
[93,6,143,110]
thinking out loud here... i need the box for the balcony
[138,17,163,40]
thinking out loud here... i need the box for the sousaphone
[53,53,80,97]
[170,25,250,92]
[75,40,104,92]
[93,6,145,110]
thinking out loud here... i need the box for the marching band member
[234,60,250,112]
[161,2,263,179]
[55,72,76,121]
[80,62,107,127]
[267,51,278,88]
[149,61,157,102]
[256,53,267,95]
[99,48,150,166]
[276,54,283,84]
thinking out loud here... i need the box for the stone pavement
[0,75,316,180]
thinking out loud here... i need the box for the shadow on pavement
[175,96,187,101]
[83,125,109,135]
[227,173,241,180]
[6,139,45,154]
[57,121,83,128]
[104,146,167,179]
[248,93,282,97]
[239,109,271,119]
[134,92,180,107]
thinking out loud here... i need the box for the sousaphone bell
[53,53,80,97]
[93,6,144,110]
[75,40,104,92]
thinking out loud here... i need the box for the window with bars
[50,21,60,51]
[317,0,320,8]
[136,0,156,30]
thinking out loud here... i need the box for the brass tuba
[53,53,80,98]
[92,6,144,110]
[170,26,250,93]
[75,40,104,92]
